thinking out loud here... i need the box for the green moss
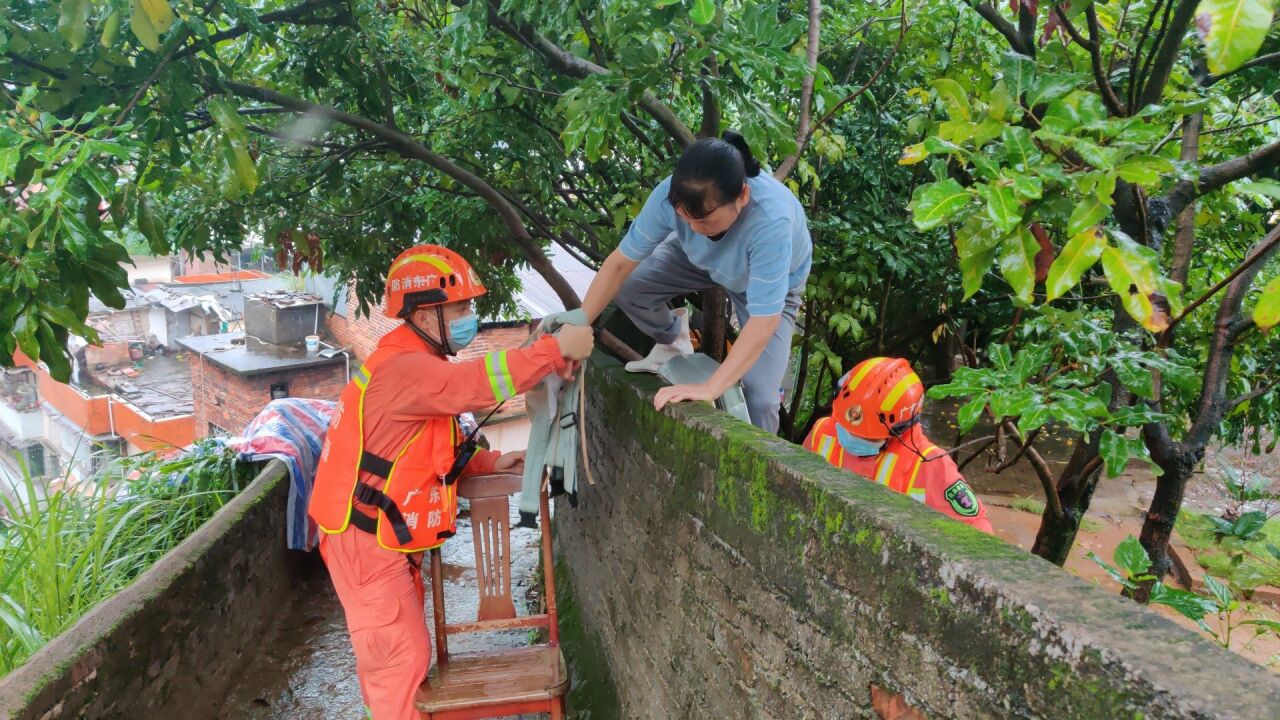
[552,558,622,720]
[854,528,871,545]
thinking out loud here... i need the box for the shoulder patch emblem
[944,479,979,517]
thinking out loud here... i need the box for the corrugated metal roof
[504,244,596,321]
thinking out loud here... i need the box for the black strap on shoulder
[352,481,414,545]
[359,451,394,479]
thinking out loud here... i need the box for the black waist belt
[359,450,394,479]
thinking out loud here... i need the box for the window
[89,437,125,475]
[207,423,230,438]
[270,382,289,400]
[24,444,45,478]
[1,369,38,411]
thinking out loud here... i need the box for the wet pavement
[223,500,545,719]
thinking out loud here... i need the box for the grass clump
[0,439,254,675]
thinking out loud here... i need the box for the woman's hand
[494,450,526,475]
[654,382,719,411]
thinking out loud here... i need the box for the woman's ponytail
[720,130,762,177]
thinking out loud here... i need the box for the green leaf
[1203,574,1235,609]
[1114,360,1155,399]
[978,182,1023,233]
[1195,0,1275,75]
[1101,234,1171,332]
[899,143,929,165]
[989,343,1013,371]
[36,320,71,383]
[1086,551,1136,589]
[998,225,1039,303]
[1067,196,1109,238]
[101,9,121,46]
[136,193,167,254]
[1114,535,1152,578]
[129,0,161,51]
[1017,403,1053,435]
[909,179,970,231]
[58,0,92,51]
[1011,174,1043,200]
[958,396,987,432]
[138,0,175,33]
[1254,275,1280,331]
[930,78,971,121]
[999,52,1036,97]
[208,98,258,197]
[1149,584,1218,626]
[1045,226,1106,302]
[1099,428,1147,478]
[1027,73,1080,107]
[987,81,1012,122]
[1230,510,1268,540]
[1001,126,1041,172]
[1116,155,1175,186]
[1241,619,1280,635]
[690,0,716,24]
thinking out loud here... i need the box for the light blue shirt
[618,174,812,317]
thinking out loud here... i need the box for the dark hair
[667,130,762,218]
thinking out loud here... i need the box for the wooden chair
[414,473,569,719]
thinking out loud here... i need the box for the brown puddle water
[222,500,544,719]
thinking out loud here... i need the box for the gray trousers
[616,239,800,432]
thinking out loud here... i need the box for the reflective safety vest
[803,415,991,532]
[807,415,939,501]
[310,332,462,553]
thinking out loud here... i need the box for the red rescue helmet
[832,357,924,440]
[383,244,486,318]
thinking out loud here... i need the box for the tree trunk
[1031,439,1103,565]
[700,288,728,362]
[1134,448,1200,601]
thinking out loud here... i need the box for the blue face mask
[835,422,885,457]
[446,314,479,353]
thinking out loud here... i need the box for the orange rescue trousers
[320,528,429,720]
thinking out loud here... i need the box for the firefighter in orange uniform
[309,245,594,720]
[803,357,993,533]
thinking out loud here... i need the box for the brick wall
[190,358,347,437]
[85,340,133,369]
[326,286,535,418]
[554,357,1280,720]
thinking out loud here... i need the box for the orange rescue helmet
[832,357,925,440]
[383,244,486,318]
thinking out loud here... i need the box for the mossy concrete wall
[0,460,309,719]
[554,357,1280,719]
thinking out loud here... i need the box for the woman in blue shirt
[580,132,812,432]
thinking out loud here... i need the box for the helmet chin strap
[406,306,453,356]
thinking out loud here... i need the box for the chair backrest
[427,472,560,667]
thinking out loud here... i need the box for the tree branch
[1169,111,1202,288]
[1166,220,1280,331]
[774,0,822,180]
[966,1,1032,56]
[780,0,908,181]
[1230,378,1280,410]
[698,56,720,139]
[1183,223,1280,449]
[1207,51,1280,85]
[1136,0,1198,109]
[1085,5,1127,116]
[4,53,67,80]
[1157,139,1280,225]
[485,3,694,147]
[1001,421,1064,519]
[176,0,347,59]
[220,80,583,310]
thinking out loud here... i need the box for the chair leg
[550,698,565,720]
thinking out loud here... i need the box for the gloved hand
[555,324,595,361]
